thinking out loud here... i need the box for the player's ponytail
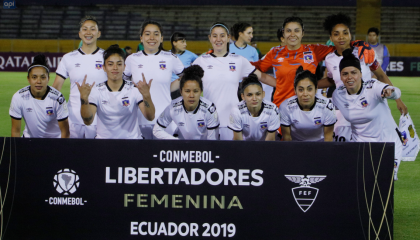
[232,22,252,41]
[28,54,50,77]
[293,66,318,89]
[180,65,204,92]
[241,73,262,93]
[103,44,126,62]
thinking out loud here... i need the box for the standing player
[123,20,185,139]
[192,22,277,140]
[332,49,402,180]
[78,45,155,139]
[229,22,272,102]
[170,32,198,99]
[320,13,407,142]
[279,66,336,141]
[228,74,280,141]
[252,16,336,111]
[53,16,107,138]
[367,27,390,75]
[10,55,69,138]
[153,65,220,140]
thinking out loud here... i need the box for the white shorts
[219,127,233,140]
[70,123,97,139]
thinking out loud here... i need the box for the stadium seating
[1,5,418,43]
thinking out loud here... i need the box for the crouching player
[153,65,220,140]
[10,54,69,138]
[228,74,280,141]
[78,45,155,139]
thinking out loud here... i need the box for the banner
[0,52,63,72]
[0,138,394,239]
[386,57,420,76]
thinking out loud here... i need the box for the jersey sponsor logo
[229,63,236,72]
[260,122,268,130]
[303,51,314,64]
[75,63,81,67]
[197,120,205,128]
[278,57,284,63]
[292,119,299,124]
[361,100,368,108]
[138,64,143,68]
[207,65,213,69]
[243,124,250,128]
[122,99,130,107]
[285,175,327,212]
[26,108,33,112]
[46,107,54,116]
[178,122,185,127]
[159,61,166,70]
[333,66,337,70]
[101,100,108,105]
[401,131,409,146]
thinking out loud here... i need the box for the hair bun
[32,54,47,66]
[184,65,204,79]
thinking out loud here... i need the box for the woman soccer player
[252,16,335,110]
[170,32,198,99]
[279,66,336,141]
[10,55,69,138]
[53,15,107,138]
[193,22,277,140]
[153,65,220,140]
[229,22,273,102]
[320,13,407,142]
[123,20,185,139]
[228,74,280,141]
[78,45,155,139]
[332,49,402,180]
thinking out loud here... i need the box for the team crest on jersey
[122,99,130,107]
[303,51,314,64]
[260,122,268,130]
[314,118,321,125]
[361,100,368,108]
[159,61,166,70]
[95,61,102,70]
[197,120,205,128]
[46,108,53,116]
[229,63,236,72]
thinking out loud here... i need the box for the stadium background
[0,0,419,238]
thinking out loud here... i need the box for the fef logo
[3,0,16,9]
[53,169,80,195]
[285,175,326,212]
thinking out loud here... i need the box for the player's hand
[381,86,394,98]
[76,75,95,100]
[396,98,408,116]
[134,73,153,98]
[351,40,375,64]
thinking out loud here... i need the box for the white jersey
[193,53,256,128]
[325,47,378,88]
[88,80,143,139]
[279,95,337,141]
[155,96,220,140]
[332,79,402,145]
[228,100,280,141]
[9,86,69,138]
[56,47,107,126]
[123,50,184,125]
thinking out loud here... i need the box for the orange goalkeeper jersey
[252,44,335,107]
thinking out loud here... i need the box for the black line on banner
[356,143,367,240]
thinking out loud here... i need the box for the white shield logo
[53,169,80,195]
[285,175,326,213]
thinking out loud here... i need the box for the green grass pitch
[0,72,419,239]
